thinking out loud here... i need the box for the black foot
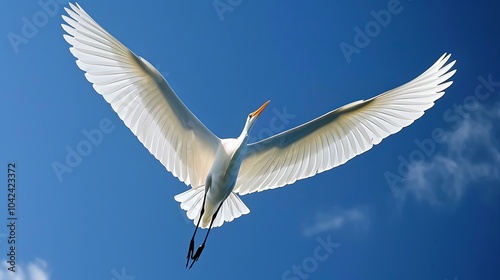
[185,238,195,268]
[189,243,205,269]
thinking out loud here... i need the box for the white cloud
[302,206,370,236]
[395,104,500,206]
[0,259,49,280]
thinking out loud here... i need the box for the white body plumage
[203,138,245,225]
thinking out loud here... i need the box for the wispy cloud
[395,104,500,206]
[302,206,370,236]
[0,259,50,280]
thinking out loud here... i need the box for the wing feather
[62,3,220,188]
[235,54,456,195]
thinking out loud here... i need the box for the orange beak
[250,100,270,118]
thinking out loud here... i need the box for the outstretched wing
[62,3,220,188]
[234,53,456,195]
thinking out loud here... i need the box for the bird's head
[242,100,270,137]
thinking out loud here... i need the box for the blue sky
[1,0,499,279]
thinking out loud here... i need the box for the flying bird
[61,3,456,268]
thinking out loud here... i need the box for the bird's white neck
[237,129,249,146]
[238,119,253,144]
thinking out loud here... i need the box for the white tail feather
[174,188,250,228]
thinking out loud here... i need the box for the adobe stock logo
[282,235,340,280]
[339,0,406,64]
[52,118,115,182]
[213,0,243,21]
[111,267,135,280]
[384,74,500,193]
[7,0,67,54]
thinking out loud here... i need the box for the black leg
[186,194,206,268]
[188,202,223,269]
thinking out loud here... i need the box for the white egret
[62,3,456,268]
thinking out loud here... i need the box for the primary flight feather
[62,3,456,268]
